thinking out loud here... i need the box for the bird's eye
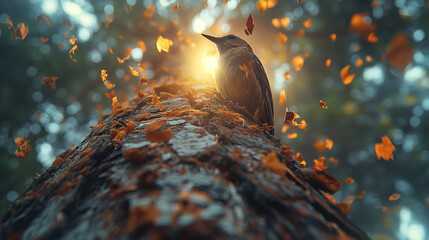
[227,35,235,39]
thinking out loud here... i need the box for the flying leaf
[69,45,78,62]
[294,152,305,166]
[276,32,288,45]
[272,17,290,28]
[136,41,147,52]
[388,193,401,201]
[17,23,29,39]
[105,14,114,28]
[328,157,339,166]
[345,177,355,184]
[143,5,155,18]
[340,65,355,85]
[156,35,174,53]
[287,132,298,139]
[283,71,291,80]
[101,70,115,89]
[244,14,255,35]
[292,55,304,71]
[284,109,300,126]
[69,35,78,45]
[257,0,277,13]
[302,19,313,28]
[129,66,139,76]
[367,32,378,43]
[355,58,364,67]
[14,137,31,159]
[279,90,286,106]
[375,136,395,161]
[41,76,59,89]
[298,119,307,130]
[365,55,373,62]
[40,37,49,44]
[325,58,332,67]
[36,14,52,27]
[172,2,179,11]
[348,13,376,37]
[314,156,328,171]
[330,33,337,41]
[319,100,328,109]
[108,47,114,54]
[325,138,333,150]
[385,33,414,73]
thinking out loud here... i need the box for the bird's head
[202,34,252,55]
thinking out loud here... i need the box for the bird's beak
[202,34,220,44]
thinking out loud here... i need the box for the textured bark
[1,85,369,240]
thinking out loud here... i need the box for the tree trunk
[0,85,369,240]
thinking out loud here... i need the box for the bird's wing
[250,52,274,131]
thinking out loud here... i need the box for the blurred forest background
[0,0,428,239]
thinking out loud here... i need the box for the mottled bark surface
[1,85,369,240]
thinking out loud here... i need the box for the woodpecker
[202,34,274,134]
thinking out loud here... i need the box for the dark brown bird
[202,34,274,134]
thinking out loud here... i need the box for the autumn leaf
[345,177,355,184]
[365,55,373,62]
[276,32,287,45]
[283,71,290,80]
[136,41,147,52]
[257,0,277,13]
[388,193,401,201]
[284,109,300,126]
[319,100,328,109]
[40,37,49,44]
[367,32,378,43]
[328,157,339,166]
[108,47,114,54]
[385,33,414,73]
[41,76,59,89]
[314,156,328,171]
[156,35,173,53]
[298,119,307,130]
[279,90,286,106]
[6,18,29,40]
[287,132,298,139]
[101,69,115,89]
[244,14,255,35]
[69,45,78,62]
[292,55,304,71]
[172,2,179,11]
[340,65,355,85]
[143,5,155,18]
[17,23,29,39]
[261,152,287,177]
[272,17,290,28]
[330,33,337,41]
[36,14,52,27]
[150,95,163,111]
[302,19,313,28]
[325,138,333,150]
[105,14,114,28]
[69,35,78,45]
[375,136,395,161]
[145,119,173,143]
[104,90,116,99]
[355,58,364,67]
[294,152,306,166]
[348,13,376,37]
[129,66,139,76]
[325,58,332,67]
[14,137,31,159]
